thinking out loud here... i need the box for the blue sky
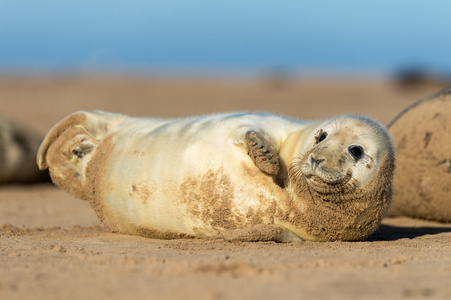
[1,1,450,76]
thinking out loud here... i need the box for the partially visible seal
[0,118,49,183]
[37,111,394,241]
[388,86,451,222]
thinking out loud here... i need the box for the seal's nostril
[310,155,325,169]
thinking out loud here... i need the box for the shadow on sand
[368,223,451,241]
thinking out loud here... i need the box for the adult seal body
[37,111,395,242]
[388,86,451,222]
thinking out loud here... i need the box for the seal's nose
[310,155,325,170]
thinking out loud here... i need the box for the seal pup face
[296,116,392,194]
[286,116,395,241]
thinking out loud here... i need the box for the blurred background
[1,0,450,132]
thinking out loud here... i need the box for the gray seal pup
[37,111,394,241]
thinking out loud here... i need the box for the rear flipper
[220,224,303,243]
[37,111,127,200]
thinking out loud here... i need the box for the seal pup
[388,86,451,222]
[37,111,394,241]
[0,118,49,183]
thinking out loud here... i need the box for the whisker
[355,133,378,138]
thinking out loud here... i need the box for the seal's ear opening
[37,111,123,200]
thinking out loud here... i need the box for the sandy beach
[1,76,450,300]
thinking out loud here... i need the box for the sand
[1,76,450,299]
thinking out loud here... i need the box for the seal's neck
[278,153,393,241]
[277,124,318,188]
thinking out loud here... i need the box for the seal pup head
[287,116,395,241]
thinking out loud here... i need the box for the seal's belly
[102,119,281,237]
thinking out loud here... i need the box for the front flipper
[220,224,303,243]
[245,131,280,176]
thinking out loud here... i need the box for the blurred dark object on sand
[395,65,451,90]
[0,117,50,184]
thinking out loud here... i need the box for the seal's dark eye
[348,145,364,160]
[317,132,328,143]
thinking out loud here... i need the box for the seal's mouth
[288,155,359,200]
[302,169,356,198]
[304,170,353,186]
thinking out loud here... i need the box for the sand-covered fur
[38,111,394,241]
